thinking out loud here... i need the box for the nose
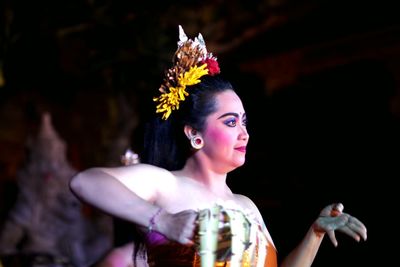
[239,125,249,141]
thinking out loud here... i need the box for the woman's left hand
[313,203,367,247]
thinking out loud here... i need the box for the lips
[235,146,246,152]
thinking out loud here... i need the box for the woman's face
[201,90,249,172]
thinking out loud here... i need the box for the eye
[242,117,248,127]
[224,117,237,127]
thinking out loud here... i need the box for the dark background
[1,0,399,266]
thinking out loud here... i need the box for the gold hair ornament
[154,25,220,120]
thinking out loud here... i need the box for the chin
[226,162,244,173]
[233,159,246,168]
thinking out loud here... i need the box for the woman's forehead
[214,91,245,113]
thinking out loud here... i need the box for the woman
[70,26,367,267]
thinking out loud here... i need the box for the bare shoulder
[234,193,265,223]
[234,194,258,211]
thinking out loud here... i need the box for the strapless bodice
[144,203,277,267]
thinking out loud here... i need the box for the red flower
[202,58,220,75]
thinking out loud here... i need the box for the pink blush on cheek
[205,127,231,144]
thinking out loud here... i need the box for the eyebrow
[217,112,246,119]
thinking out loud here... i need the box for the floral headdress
[154,25,220,120]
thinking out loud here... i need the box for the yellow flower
[154,63,208,120]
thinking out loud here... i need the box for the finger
[326,230,338,247]
[320,203,344,217]
[320,203,336,217]
[346,217,367,241]
[340,214,367,240]
[176,210,201,245]
[181,225,197,246]
[348,216,366,230]
[184,209,200,218]
[339,224,362,242]
[334,203,344,213]
[183,210,200,229]
[180,236,195,246]
[331,203,344,217]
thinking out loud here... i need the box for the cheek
[205,127,232,145]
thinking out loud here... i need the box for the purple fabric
[146,231,169,246]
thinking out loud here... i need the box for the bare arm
[69,166,162,229]
[69,165,197,244]
[280,227,324,267]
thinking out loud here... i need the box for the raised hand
[313,203,367,247]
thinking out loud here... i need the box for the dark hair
[141,75,234,170]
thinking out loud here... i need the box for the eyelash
[224,118,247,127]
[225,119,236,127]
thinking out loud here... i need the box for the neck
[177,157,232,198]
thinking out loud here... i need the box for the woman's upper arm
[98,163,175,202]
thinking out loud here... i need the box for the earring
[191,136,204,149]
